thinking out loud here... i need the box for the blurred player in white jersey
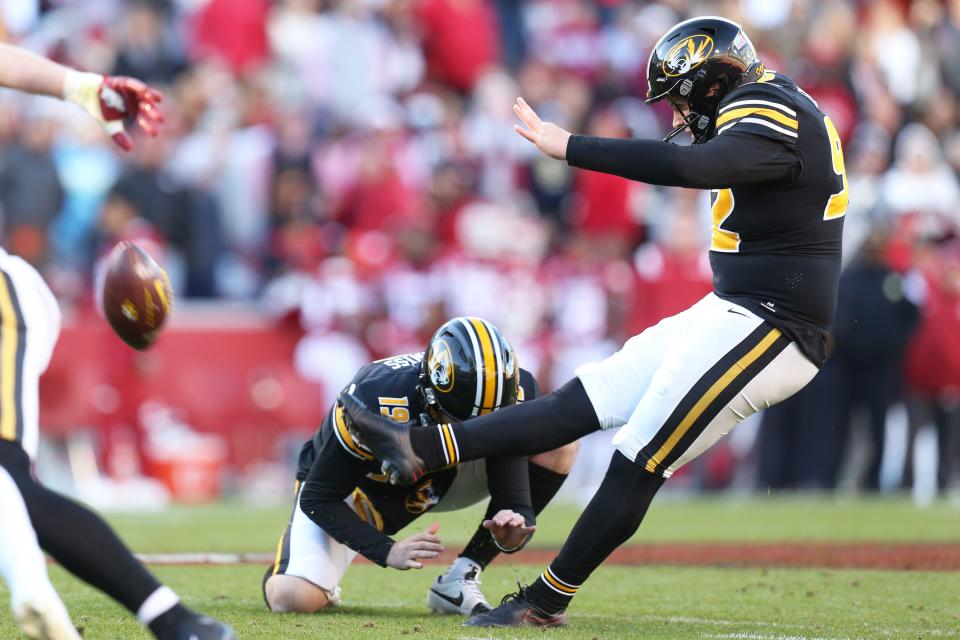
[0,44,235,640]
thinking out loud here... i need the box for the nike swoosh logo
[430,588,464,607]
[727,308,750,317]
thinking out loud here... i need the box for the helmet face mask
[418,317,520,423]
[646,17,763,143]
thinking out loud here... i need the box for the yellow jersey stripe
[335,405,374,460]
[645,329,782,473]
[715,107,798,130]
[470,318,497,414]
[352,488,385,531]
[0,275,19,442]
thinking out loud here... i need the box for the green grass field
[1,498,959,639]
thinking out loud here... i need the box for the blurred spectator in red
[414,0,500,93]
[334,131,421,232]
[569,105,644,250]
[629,191,712,336]
[191,0,269,74]
[426,159,478,247]
[902,238,960,493]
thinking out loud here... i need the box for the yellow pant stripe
[715,107,798,130]
[470,318,497,414]
[272,480,300,576]
[0,274,19,442]
[645,328,782,473]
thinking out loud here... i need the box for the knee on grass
[265,575,335,613]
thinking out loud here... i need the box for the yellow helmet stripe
[457,317,484,416]
[469,318,497,414]
[482,318,505,410]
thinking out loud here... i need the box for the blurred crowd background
[1,0,958,505]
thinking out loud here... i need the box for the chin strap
[662,110,711,143]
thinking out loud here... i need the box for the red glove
[63,71,165,151]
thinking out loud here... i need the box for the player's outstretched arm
[512,95,799,189]
[0,43,164,150]
[513,97,571,160]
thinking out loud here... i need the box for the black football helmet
[646,16,763,143]
[418,317,519,422]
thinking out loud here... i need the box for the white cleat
[11,587,81,640]
[427,566,492,616]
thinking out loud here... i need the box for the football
[101,241,174,350]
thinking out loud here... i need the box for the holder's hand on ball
[483,509,536,552]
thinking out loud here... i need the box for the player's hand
[513,96,571,160]
[63,71,164,151]
[483,509,536,552]
[386,522,444,570]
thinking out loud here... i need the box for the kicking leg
[344,296,700,484]
[469,299,819,627]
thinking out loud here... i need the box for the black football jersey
[707,71,847,364]
[295,352,539,565]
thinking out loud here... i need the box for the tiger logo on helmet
[428,339,455,392]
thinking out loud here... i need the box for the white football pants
[576,293,818,477]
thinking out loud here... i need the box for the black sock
[410,378,598,470]
[147,603,191,638]
[461,463,569,568]
[526,452,665,613]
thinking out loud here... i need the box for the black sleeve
[484,455,535,527]
[298,430,395,567]
[566,130,801,189]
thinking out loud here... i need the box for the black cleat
[463,586,568,629]
[338,391,427,485]
[152,610,237,640]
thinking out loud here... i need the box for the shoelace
[499,583,528,606]
[461,569,489,607]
